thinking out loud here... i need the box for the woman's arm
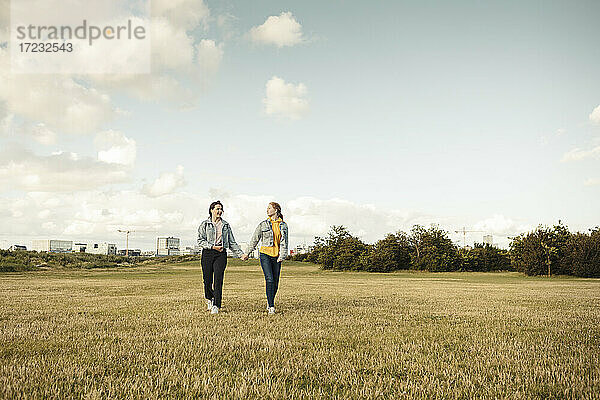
[278,222,289,262]
[246,222,263,256]
[197,222,212,250]
[227,227,244,258]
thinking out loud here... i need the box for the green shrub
[409,225,460,272]
[361,233,411,272]
[561,228,600,278]
[459,244,512,272]
[0,250,147,271]
[510,222,571,276]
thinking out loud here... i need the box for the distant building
[290,244,313,257]
[483,235,493,246]
[73,243,87,253]
[87,242,117,255]
[140,250,155,257]
[292,244,310,255]
[157,237,180,256]
[31,240,73,253]
[118,249,141,257]
[181,246,201,255]
[9,245,27,251]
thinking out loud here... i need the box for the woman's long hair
[208,201,223,218]
[269,202,283,220]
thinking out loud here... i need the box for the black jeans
[259,253,281,308]
[201,249,227,308]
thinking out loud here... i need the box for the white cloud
[284,196,441,242]
[196,39,224,78]
[471,215,533,248]
[87,17,223,105]
[216,13,239,41]
[0,0,8,45]
[57,15,151,75]
[1,106,57,145]
[263,76,309,120]
[0,144,130,192]
[590,105,600,125]
[250,12,304,47]
[142,165,186,197]
[95,130,137,166]
[89,74,196,105]
[0,190,198,246]
[152,0,210,31]
[0,47,116,134]
[473,214,531,235]
[151,18,196,72]
[24,123,57,145]
[2,0,219,116]
[37,209,51,219]
[63,221,97,236]
[1,187,538,251]
[584,178,600,186]
[560,146,600,162]
[0,191,438,250]
[0,102,12,135]
[85,16,198,104]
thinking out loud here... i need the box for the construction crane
[454,227,484,248]
[117,229,134,257]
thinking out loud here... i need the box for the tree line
[290,223,600,277]
[0,250,203,272]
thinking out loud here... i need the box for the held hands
[241,254,249,261]
[212,245,224,252]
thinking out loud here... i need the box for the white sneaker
[268,306,275,315]
[206,299,213,311]
[211,305,219,314]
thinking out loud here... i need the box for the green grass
[1,260,599,399]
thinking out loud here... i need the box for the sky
[1,0,599,251]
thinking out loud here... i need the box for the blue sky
[1,0,599,250]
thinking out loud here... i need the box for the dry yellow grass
[1,260,599,399]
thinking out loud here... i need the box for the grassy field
[1,260,599,399]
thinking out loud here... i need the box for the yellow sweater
[260,217,282,257]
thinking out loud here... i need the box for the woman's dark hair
[209,201,223,218]
[269,202,283,220]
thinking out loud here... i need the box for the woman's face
[211,204,223,219]
[266,204,276,218]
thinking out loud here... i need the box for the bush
[362,233,412,272]
[288,252,309,262]
[409,225,460,272]
[562,228,600,278]
[0,250,146,272]
[333,236,369,271]
[290,221,599,277]
[510,222,571,276]
[303,225,465,272]
[146,255,202,264]
[459,244,511,272]
[306,226,369,271]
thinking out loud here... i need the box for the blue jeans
[259,253,281,308]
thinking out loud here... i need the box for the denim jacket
[197,218,244,258]
[247,219,289,262]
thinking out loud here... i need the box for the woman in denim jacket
[197,201,244,314]
[242,202,288,314]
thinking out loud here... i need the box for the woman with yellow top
[243,202,289,314]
